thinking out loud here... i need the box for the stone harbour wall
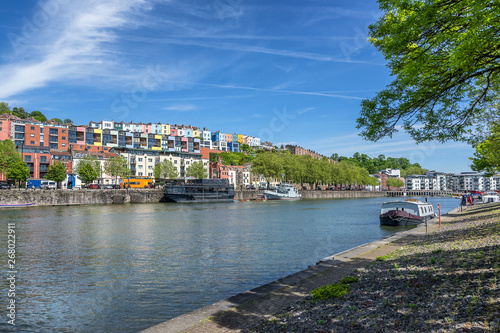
[0,189,387,207]
[0,189,165,206]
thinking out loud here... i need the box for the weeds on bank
[311,276,359,300]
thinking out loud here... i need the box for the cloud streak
[0,0,161,99]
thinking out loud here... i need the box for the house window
[138,172,143,176]
[30,141,35,145]
[138,158,143,162]
[148,158,152,162]
[31,133,35,137]
[41,156,47,163]
[31,126,35,130]
[62,137,65,140]
[25,155,31,162]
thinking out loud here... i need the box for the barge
[380,199,435,226]
[162,179,235,203]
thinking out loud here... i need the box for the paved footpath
[141,207,461,333]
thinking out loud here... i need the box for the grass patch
[376,254,391,261]
[340,276,359,284]
[311,283,349,300]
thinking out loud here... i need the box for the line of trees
[330,152,427,176]
[251,151,380,189]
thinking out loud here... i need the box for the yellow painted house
[161,124,170,135]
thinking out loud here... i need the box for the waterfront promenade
[142,203,500,332]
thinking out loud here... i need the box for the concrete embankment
[140,206,465,333]
[0,189,387,206]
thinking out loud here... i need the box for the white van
[40,180,57,189]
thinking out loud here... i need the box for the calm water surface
[1,196,459,332]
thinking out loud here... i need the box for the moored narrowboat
[380,199,435,226]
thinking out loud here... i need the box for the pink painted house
[0,114,18,141]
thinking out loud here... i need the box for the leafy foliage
[251,151,380,188]
[357,0,500,143]
[154,159,179,179]
[219,151,254,165]
[0,140,18,175]
[74,156,101,184]
[104,156,131,182]
[186,161,207,179]
[470,123,500,176]
[6,157,30,185]
[45,161,68,184]
[311,283,349,300]
[331,152,424,175]
[386,178,405,189]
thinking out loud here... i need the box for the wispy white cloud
[160,79,365,100]
[0,0,169,99]
[123,35,384,65]
[163,104,197,112]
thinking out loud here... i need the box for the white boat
[482,195,500,204]
[380,199,435,226]
[263,183,302,200]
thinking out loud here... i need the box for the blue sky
[0,0,474,172]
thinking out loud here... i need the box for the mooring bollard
[438,203,441,228]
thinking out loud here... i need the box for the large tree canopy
[357,0,500,143]
[470,123,500,176]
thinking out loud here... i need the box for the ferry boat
[380,199,435,226]
[162,179,235,203]
[263,182,302,200]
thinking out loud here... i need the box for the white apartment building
[405,171,500,192]
[118,150,208,179]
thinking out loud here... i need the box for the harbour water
[1,196,459,332]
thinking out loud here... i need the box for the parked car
[40,180,57,189]
[100,184,115,189]
[86,184,100,189]
[0,182,11,190]
[246,185,256,190]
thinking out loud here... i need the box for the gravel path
[251,204,500,333]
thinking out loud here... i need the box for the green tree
[251,152,284,188]
[185,161,207,179]
[154,159,179,179]
[50,118,63,124]
[386,178,405,189]
[470,123,500,176]
[29,111,47,122]
[104,156,131,183]
[357,0,500,143]
[401,166,428,178]
[45,161,68,188]
[74,156,101,185]
[0,140,18,176]
[63,118,73,124]
[0,102,10,112]
[7,157,30,187]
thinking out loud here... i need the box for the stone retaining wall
[0,189,164,206]
[0,189,387,206]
